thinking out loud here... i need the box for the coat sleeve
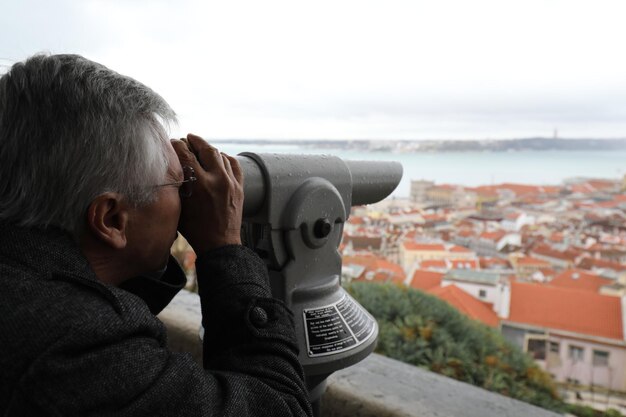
[8,246,312,417]
[195,245,313,416]
[118,255,187,315]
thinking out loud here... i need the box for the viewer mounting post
[235,153,403,414]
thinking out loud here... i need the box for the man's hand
[171,134,243,255]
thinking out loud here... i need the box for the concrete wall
[158,290,561,417]
[546,336,626,391]
[502,323,626,392]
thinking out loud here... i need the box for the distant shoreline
[208,138,626,153]
[212,141,626,196]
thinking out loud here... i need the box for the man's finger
[171,139,201,169]
[186,133,216,155]
[186,133,225,172]
[227,154,243,184]
[186,133,205,151]
[221,153,235,178]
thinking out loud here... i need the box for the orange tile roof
[505,212,522,220]
[588,179,617,190]
[578,257,626,272]
[548,232,564,243]
[402,242,446,251]
[420,259,447,269]
[450,245,473,253]
[457,229,475,238]
[520,196,545,205]
[479,230,507,242]
[597,200,621,209]
[405,231,418,240]
[570,183,596,194]
[549,269,613,292]
[409,270,444,291]
[428,285,499,327]
[344,235,383,251]
[474,183,553,197]
[372,271,402,283]
[516,256,551,267]
[479,257,511,269]
[423,214,446,222]
[565,247,585,258]
[348,216,366,225]
[343,255,406,284]
[531,244,577,262]
[508,282,623,340]
[540,186,562,194]
[498,183,545,196]
[470,187,500,197]
[538,268,558,279]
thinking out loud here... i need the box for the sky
[2,0,626,140]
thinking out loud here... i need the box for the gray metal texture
[235,154,403,216]
[344,160,404,206]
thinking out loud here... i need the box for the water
[215,143,626,197]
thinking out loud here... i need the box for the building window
[478,289,487,298]
[593,350,609,367]
[527,338,546,360]
[549,342,560,354]
[568,345,584,362]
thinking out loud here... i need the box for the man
[0,54,312,416]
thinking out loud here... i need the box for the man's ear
[85,193,129,250]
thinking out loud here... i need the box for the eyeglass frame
[155,165,197,198]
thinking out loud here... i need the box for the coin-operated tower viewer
[233,152,403,414]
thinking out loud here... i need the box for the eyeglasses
[156,166,197,198]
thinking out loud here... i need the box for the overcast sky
[2,0,626,140]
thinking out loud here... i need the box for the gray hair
[0,54,177,237]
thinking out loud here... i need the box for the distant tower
[410,180,434,203]
[553,128,558,139]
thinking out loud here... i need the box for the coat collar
[0,220,97,282]
[0,220,186,315]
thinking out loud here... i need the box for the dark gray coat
[0,221,312,416]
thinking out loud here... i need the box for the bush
[565,404,624,417]
[346,282,564,412]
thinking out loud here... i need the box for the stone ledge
[158,290,561,417]
[322,354,560,417]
